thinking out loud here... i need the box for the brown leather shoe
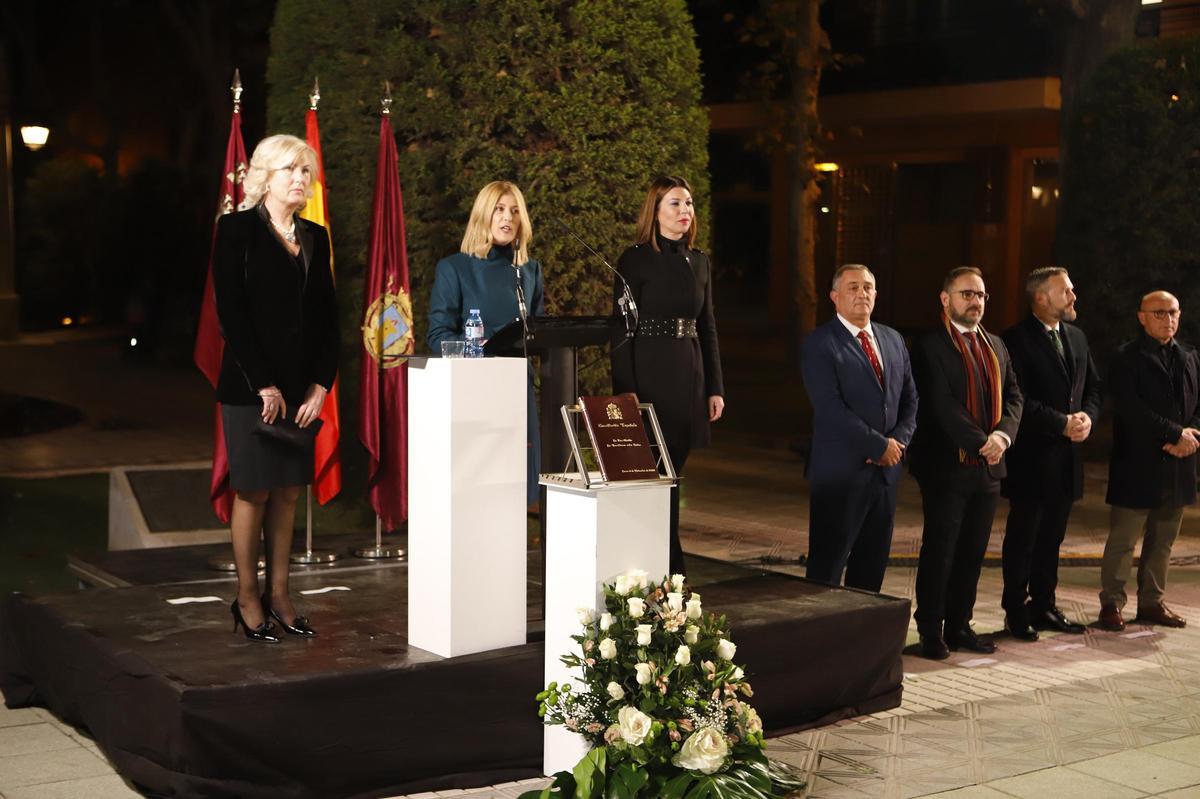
[1097,604,1126,631]
[1135,603,1187,628]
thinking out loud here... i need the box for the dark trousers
[667,446,690,577]
[806,471,897,592]
[914,466,999,632]
[1002,493,1073,614]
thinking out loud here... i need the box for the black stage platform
[1,541,910,799]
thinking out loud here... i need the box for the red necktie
[857,330,884,388]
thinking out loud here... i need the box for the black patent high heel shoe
[230,600,280,643]
[262,592,317,637]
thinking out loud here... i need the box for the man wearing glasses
[1098,291,1197,631]
[908,267,1023,659]
[999,267,1101,641]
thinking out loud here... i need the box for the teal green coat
[426,245,544,350]
[426,245,545,503]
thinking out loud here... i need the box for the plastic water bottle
[464,309,485,358]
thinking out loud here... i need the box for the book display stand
[539,397,676,774]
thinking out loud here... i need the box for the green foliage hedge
[266,0,710,395]
[1059,36,1200,362]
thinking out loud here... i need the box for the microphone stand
[512,243,530,363]
[555,220,637,341]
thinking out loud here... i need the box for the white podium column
[408,357,527,657]
[541,478,671,775]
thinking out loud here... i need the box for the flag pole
[207,67,253,573]
[355,80,404,561]
[293,485,341,563]
[293,76,342,566]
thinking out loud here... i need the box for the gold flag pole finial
[309,77,321,111]
[231,68,244,113]
[381,80,392,116]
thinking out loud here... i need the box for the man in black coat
[909,267,1023,659]
[1000,267,1101,640]
[1098,291,1198,631]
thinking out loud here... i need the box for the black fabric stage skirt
[0,563,909,799]
[221,404,312,491]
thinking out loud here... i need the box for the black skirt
[221,404,313,491]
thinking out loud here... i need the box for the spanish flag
[300,85,343,504]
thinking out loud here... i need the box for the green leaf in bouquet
[721,758,772,792]
[684,774,756,799]
[677,756,806,799]
[604,761,649,799]
[573,746,607,799]
[763,758,807,796]
[661,773,697,799]
[516,768,575,799]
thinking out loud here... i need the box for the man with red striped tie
[801,264,918,594]
[908,266,1024,659]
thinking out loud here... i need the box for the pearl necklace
[270,216,297,244]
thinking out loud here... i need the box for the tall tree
[1044,0,1140,246]
[1057,37,1200,365]
[741,0,831,350]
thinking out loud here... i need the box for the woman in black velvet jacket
[611,175,725,576]
[212,133,339,642]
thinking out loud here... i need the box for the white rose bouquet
[526,571,805,799]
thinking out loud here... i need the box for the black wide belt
[636,317,698,338]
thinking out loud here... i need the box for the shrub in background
[267,0,711,406]
[1059,36,1200,364]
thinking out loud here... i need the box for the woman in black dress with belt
[611,175,725,576]
[212,134,339,641]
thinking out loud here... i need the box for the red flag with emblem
[358,110,413,529]
[299,97,343,504]
[193,73,246,523]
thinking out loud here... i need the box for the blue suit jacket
[802,317,919,487]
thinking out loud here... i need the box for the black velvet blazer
[212,205,339,406]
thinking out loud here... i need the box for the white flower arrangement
[526,570,805,799]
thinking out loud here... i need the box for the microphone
[511,239,529,322]
[555,220,638,335]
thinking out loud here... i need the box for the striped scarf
[942,312,1002,460]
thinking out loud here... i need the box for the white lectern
[407,356,527,657]
[540,474,672,775]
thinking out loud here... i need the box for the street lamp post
[0,43,22,340]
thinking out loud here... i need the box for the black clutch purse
[254,413,324,450]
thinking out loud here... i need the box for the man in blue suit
[802,264,919,592]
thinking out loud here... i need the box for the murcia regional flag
[358,108,413,530]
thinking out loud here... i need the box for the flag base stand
[353,545,405,560]
[207,557,265,572]
[290,548,341,565]
[354,516,404,560]
[292,489,342,564]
